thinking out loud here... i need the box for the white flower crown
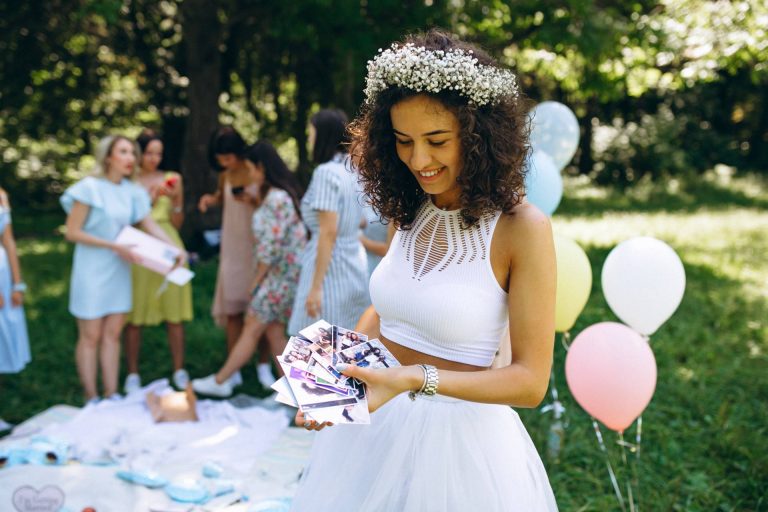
[364,43,519,107]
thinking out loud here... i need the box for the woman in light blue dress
[288,109,368,334]
[61,135,186,403]
[0,188,31,374]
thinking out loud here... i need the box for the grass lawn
[1,172,766,511]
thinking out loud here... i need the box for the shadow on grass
[557,176,768,217]
[518,244,767,511]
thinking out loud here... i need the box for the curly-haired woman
[291,30,558,511]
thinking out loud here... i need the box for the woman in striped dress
[287,109,368,334]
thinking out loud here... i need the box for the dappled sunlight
[554,208,768,300]
[18,239,69,257]
[676,366,695,382]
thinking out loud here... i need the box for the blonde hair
[91,135,141,178]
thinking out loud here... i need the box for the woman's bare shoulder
[495,202,553,260]
[498,202,551,237]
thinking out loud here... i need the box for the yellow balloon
[554,235,592,332]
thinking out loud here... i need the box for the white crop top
[369,200,508,367]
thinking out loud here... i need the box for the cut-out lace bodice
[369,200,509,367]
[400,201,493,281]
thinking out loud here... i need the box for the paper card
[270,377,298,407]
[289,367,351,397]
[115,225,181,275]
[275,393,298,407]
[277,337,314,372]
[338,339,401,369]
[304,355,338,384]
[305,401,371,425]
[333,325,368,365]
[166,267,194,286]
[298,319,333,345]
[280,363,357,410]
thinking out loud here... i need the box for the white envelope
[115,225,181,275]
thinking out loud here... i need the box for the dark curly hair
[349,29,531,229]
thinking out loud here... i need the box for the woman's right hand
[295,409,333,431]
[198,193,215,213]
[113,243,139,263]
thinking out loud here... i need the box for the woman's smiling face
[390,94,462,209]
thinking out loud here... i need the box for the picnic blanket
[0,380,313,511]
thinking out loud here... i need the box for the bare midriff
[380,334,488,372]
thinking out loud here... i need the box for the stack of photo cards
[271,320,400,425]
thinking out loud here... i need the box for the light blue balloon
[530,101,580,171]
[525,150,563,216]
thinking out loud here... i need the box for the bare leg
[101,313,127,397]
[215,315,268,384]
[166,322,185,371]
[225,313,244,353]
[76,318,104,400]
[265,322,288,378]
[123,323,142,374]
[257,336,271,364]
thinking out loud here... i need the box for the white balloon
[524,150,563,216]
[601,237,686,336]
[530,101,580,171]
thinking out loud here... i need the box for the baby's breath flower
[364,43,519,106]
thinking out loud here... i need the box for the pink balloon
[565,322,657,432]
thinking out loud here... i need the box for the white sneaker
[257,363,276,388]
[124,373,141,395]
[192,374,233,398]
[173,369,190,389]
[228,370,242,387]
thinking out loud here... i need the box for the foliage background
[2,1,767,224]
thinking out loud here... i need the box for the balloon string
[592,420,626,512]
[541,337,566,422]
[634,416,643,511]
[619,431,639,512]
[561,330,571,351]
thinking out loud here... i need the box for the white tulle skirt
[290,393,558,512]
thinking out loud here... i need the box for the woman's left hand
[305,286,322,318]
[335,364,421,413]
[11,290,24,307]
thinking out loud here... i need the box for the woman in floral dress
[192,141,306,397]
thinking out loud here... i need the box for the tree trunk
[179,0,223,244]
[578,97,596,175]
[294,60,312,187]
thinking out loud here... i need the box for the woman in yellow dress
[123,129,193,393]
